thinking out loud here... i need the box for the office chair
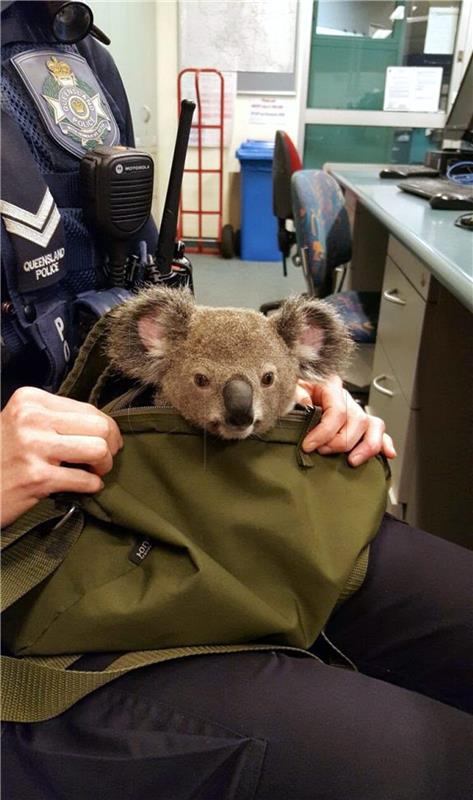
[261,132,378,337]
[291,169,380,347]
[259,130,302,315]
[261,132,379,393]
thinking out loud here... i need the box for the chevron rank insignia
[11,49,119,159]
[1,188,66,292]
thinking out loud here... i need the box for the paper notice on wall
[180,71,236,148]
[383,66,443,112]
[424,6,459,55]
[249,96,291,127]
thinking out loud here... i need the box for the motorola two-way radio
[77,99,196,344]
[80,145,154,287]
[80,99,196,291]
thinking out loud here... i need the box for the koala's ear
[269,295,354,381]
[106,286,195,383]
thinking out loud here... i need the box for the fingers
[8,386,123,452]
[302,389,354,452]
[10,386,98,414]
[40,433,113,476]
[6,389,121,477]
[302,413,344,452]
[344,421,397,467]
[52,411,123,456]
[294,383,314,407]
[382,432,396,459]
[46,465,105,495]
[20,461,105,499]
[318,414,368,455]
[347,416,386,466]
[8,387,123,469]
[1,388,121,526]
[299,378,397,465]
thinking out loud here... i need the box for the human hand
[1,387,123,528]
[295,376,396,467]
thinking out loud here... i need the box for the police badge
[11,49,120,158]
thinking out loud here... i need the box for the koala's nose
[223,378,254,428]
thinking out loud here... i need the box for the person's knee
[253,662,473,800]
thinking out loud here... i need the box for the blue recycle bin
[236,139,280,262]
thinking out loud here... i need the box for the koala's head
[106,286,354,439]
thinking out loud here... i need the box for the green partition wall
[304,1,454,168]
[304,124,442,168]
[308,2,405,111]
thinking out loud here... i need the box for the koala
[106,286,354,440]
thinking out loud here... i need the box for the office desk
[327,164,472,310]
[326,164,472,547]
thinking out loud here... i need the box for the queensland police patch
[11,49,119,158]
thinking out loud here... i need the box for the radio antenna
[155,99,196,276]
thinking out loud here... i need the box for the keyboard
[399,178,473,209]
[379,165,439,179]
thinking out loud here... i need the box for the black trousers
[3,516,472,800]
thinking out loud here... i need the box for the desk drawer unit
[368,341,413,504]
[375,255,427,407]
[368,241,432,511]
[388,237,431,301]
[329,168,471,545]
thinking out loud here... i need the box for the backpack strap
[57,311,135,407]
[57,312,111,401]
[1,643,320,723]
[1,499,84,612]
[1,497,62,552]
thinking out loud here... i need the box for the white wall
[156,0,305,235]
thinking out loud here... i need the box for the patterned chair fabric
[325,290,380,345]
[291,170,379,345]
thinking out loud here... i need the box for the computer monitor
[443,54,473,148]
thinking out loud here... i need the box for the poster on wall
[248,97,291,128]
[178,0,297,74]
[383,66,443,113]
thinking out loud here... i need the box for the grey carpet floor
[190,253,306,309]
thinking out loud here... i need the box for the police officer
[1,0,157,403]
[1,4,472,800]
[0,0,150,529]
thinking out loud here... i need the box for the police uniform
[1,0,157,405]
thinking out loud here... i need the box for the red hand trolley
[177,68,234,257]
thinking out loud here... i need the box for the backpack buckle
[51,504,77,531]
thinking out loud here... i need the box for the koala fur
[106,286,354,440]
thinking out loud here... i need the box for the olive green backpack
[1,316,389,722]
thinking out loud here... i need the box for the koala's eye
[194,373,210,388]
[261,372,274,387]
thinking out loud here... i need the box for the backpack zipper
[110,401,317,427]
